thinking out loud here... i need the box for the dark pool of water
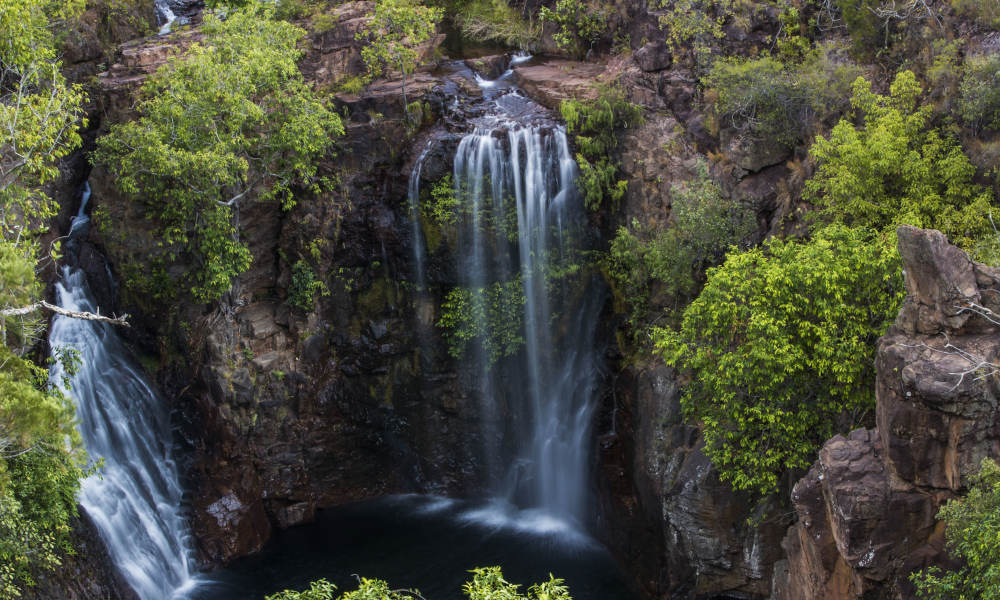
[194,495,638,600]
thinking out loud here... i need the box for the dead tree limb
[1,301,130,327]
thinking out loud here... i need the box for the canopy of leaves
[805,70,995,256]
[654,225,903,496]
[93,6,344,303]
[1,0,87,236]
[704,48,860,148]
[912,458,1000,599]
[957,53,1000,134]
[0,242,87,600]
[0,1,89,596]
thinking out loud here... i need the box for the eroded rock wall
[778,226,1000,600]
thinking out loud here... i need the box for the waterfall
[447,110,602,523]
[48,185,200,599]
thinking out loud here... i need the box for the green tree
[912,458,1000,599]
[0,1,90,596]
[356,0,443,117]
[805,71,995,255]
[94,6,344,303]
[438,278,525,364]
[538,0,604,59]
[654,225,903,496]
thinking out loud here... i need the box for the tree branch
[1,301,130,326]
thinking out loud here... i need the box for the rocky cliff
[776,226,1000,599]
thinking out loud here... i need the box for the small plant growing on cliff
[539,0,605,59]
[356,0,443,119]
[911,457,1000,599]
[559,86,643,211]
[655,225,903,496]
[93,6,344,304]
[288,260,326,312]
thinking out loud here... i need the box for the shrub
[656,0,760,63]
[288,260,326,312]
[958,53,1000,133]
[559,86,643,211]
[951,0,1000,28]
[654,225,903,496]
[805,70,996,256]
[911,458,1000,599]
[93,6,344,304]
[452,0,540,49]
[704,47,860,147]
[607,161,755,329]
[267,568,572,600]
[539,0,605,59]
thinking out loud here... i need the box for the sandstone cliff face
[778,226,1000,600]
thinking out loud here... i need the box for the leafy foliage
[94,6,344,303]
[957,53,1000,134]
[267,568,572,600]
[288,260,326,312]
[450,0,540,49]
[356,0,443,112]
[912,458,1000,599]
[539,0,605,59]
[438,278,525,364]
[0,2,90,596]
[607,161,755,329]
[805,71,995,256]
[656,0,761,63]
[704,47,860,147]
[1,0,87,236]
[559,86,643,211]
[423,174,461,227]
[0,241,87,599]
[951,0,1000,29]
[654,225,903,496]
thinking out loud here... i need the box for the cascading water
[48,184,200,599]
[418,60,604,525]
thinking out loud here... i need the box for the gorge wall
[41,0,1000,598]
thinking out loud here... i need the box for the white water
[429,63,602,525]
[48,188,200,599]
[155,0,177,35]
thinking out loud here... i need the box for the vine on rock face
[93,5,344,304]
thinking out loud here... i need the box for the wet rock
[511,59,604,108]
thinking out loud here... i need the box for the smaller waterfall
[155,0,177,35]
[49,185,200,599]
[408,142,434,291]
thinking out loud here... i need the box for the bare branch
[1,301,129,326]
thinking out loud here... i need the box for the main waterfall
[414,67,605,525]
[49,185,200,599]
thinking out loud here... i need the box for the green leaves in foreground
[912,458,1000,600]
[654,225,903,496]
[266,568,572,600]
[93,5,344,303]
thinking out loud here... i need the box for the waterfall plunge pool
[195,495,638,600]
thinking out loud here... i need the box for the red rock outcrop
[778,226,1000,599]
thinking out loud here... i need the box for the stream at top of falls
[48,54,634,600]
